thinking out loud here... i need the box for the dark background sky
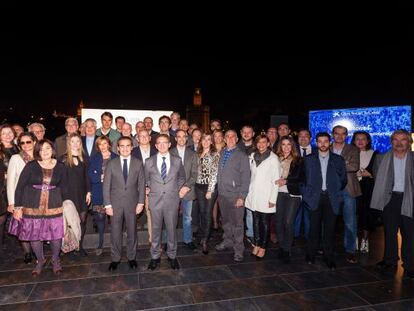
[2,8,414,131]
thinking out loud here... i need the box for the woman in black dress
[351,131,378,253]
[0,124,19,251]
[60,133,91,256]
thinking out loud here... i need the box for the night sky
[2,12,414,131]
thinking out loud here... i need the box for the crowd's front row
[4,126,414,279]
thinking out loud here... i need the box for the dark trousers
[275,193,301,252]
[111,206,137,262]
[218,195,245,257]
[93,211,106,249]
[307,192,337,262]
[252,211,272,248]
[383,192,414,271]
[195,184,218,243]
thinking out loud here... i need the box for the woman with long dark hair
[351,131,378,253]
[245,135,280,259]
[195,132,220,254]
[275,136,305,263]
[88,136,117,255]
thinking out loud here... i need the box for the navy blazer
[82,136,98,163]
[88,151,118,205]
[131,145,157,162]
[302,152,347,215]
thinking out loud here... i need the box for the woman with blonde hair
[60,133,91,256]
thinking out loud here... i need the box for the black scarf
[254,149,271,166]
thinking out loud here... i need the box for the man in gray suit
[171,129,198,250]
[145,134,188,270]
[103,136,145,271]
[215,130,251,262]
[331,125,361,264]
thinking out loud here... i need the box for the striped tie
[161,157,167,181]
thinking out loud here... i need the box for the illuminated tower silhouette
[186,88,210,132]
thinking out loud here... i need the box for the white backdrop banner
[81,108,173,135]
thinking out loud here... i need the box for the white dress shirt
[300,144,312,157]
[120,155,131,173]
[177,145,186,165]
[139,146,151,164]
[157,152,171,175]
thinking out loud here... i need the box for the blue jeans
[182,199,193,244]
[245,208,254,238]
[342,190,357,253]
[294,202,310,239]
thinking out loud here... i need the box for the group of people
[0,111,413,279]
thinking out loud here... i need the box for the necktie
[302,148,307,157]
[123,159,128,183]
[161,157,167,181]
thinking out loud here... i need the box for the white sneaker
[360,239,369,253]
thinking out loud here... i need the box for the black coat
[286,159,305,195]
[15,161,69,213]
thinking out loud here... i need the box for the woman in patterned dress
[10,139,68,276]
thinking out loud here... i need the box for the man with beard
[303,132,347,270]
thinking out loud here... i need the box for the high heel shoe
[251,246,259,257]
[51,258,63,275]
[31,259,47,276]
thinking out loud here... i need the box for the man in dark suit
[294,129,317,238]
[155,115,177,149]
[82,118,98,163]
[303,132,347,270]
[103,136,146,271]
[132,130,157,162]
[131,129,157,243]
[145,134,187,270]
[170,129,198,250]
[144,117,159,147]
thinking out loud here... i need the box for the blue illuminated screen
[309,105,412,153]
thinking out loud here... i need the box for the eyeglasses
[19,141,33,146]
